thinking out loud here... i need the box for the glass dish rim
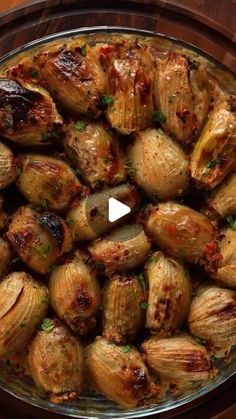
[0,25,235,419]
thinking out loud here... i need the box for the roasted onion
[86,337,161,407]
[102,274,143,343]
[49,259,100,334]
[142,334,213,391]
[0,78,62,146]
[29,321,84,401]
[17,154,81,212]
[64,121,125,188]
[88,224,151,274]
[0,238,12,279]
[67,184,139,241]
[0,142,17,189]
[0,194,7,230]
[105,47,154,134]
[214,228,236,289]
[191,95,236,188]
[0,272,48,357]
[7,206,73,274]
[153,53,209,143]
[37,45,106,116]
[127,128,189,200]
[146,202,216,263]
[188,284,236,357]
[145,252,191,335]
[209,173,236,217]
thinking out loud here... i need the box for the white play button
[108,197,131,223]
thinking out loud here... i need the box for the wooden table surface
[0,1,235,419]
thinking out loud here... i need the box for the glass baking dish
[0,27,235,419]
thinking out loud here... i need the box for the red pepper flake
[203,240,222,273]
[176,109,190,124]
[99,46,115,58]
[165,224,177,234]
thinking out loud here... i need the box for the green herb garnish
[153,110,166,123]
[140,302,149,310]
[67,217,76,225]
[41,297,48,303]
[30,70,39,78]
[100,95,114,106]
[194,336,206,346]
[226,215,236,230]
[150,192,159,204]
[137,273,144,282]
[50,264,58,272]
[41,318,54,332]
[75,121,86,132]
[19,322,26,328]
[206,159,221,169]
[103,157,112,164]
[122,345,131,353]
[154,375,160,384]
[73,168,82,176]
[42,199,48,210]
[191,290,197,297]
[41,131,59,141]
[17,167,22,177]
[90,208,103,217]
[38,244,51,258]
[80,44,87,57]
[124,160,136,178]
[95,260,105,272]
[12,257,20,264]
[146,254,157,265]
[168,95,174,103]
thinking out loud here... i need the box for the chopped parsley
[124,160,136,178]
[19,322,26,328]
[90,207,103,217]
[153,110,166,124]
[150,192,159,204]
[50,264,58,272]
[168,95,174,103]
[100,95,114,106]
[41,131,59,141]
[17,167,22,177]
[38,244,51,258]
[140,302,149,310]
[95,260,105,272]
[12,256,20,264]
[80,44,87,57]
[226,215,236,230]
[191,290,197,297]
[206,159,221,169]
[194,336,206,346]
[154,375,160,384]
[67,217,76,225]
[73,168,82,176]
[137,273,144,283]
[103,156,112,164]
[146,254,158,265]
[75,121,86,132]
[30,70,39,78]
[122,344,131,353]
[41,318,54,332]
[42,199,48,210]
[137,273,147,292]
[41,297,48,303]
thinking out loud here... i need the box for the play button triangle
[108,197,131,223]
